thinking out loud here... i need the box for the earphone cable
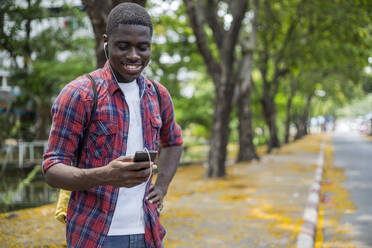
[144,147,153,183]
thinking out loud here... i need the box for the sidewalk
[0,134,325,247]
[162,134,323,247]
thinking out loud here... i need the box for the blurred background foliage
[0,0,371,171]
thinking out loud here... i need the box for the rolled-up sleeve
[42,83,86,174]
[158,85,183,147]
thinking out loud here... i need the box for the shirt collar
[141,75,157,96]
[102,61,153,97]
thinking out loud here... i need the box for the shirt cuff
[42,157,72,174]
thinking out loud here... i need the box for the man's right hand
[104,156,157,188]
[44,156,156,191]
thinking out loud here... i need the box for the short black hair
[106,3,153,37]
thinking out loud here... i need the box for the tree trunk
[82,0,147,68]
[237,88,259,161]
[295,94,312,140]
[284,97,293,144]
[23,0,32,69]
[284,79,297,143]
[207,83,234,178]
[259,58,282,152]
[236,0,258,162]
[183,0,249,178]
[268,111,280,152]
[302,94,312,136]
[261,96,280,152]
[295,119,307,140]
[294,119,300,140]
[35,102,52,140]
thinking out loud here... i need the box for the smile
[122,63,142,74]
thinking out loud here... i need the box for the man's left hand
[146,184,165,212]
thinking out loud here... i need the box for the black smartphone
[133,150,158,162]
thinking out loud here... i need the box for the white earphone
[104,42,109,60]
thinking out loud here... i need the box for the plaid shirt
[43,61,182,248]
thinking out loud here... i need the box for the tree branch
[236,0,258,93]
[223,0,249,66]
[183,0,221,84]
[259,33,269,85]
[273,0,306,83]
[273,68,289,96]
[204,0,225,50]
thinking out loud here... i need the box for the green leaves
[1,1,94,140]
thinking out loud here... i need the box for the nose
[127,47,140,61]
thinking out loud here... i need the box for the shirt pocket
[150,115,162,149]
[87,120,117,164]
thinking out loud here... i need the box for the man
[43,3,183,248]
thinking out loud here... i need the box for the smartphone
[133,150,158,162]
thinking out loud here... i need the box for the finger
[149,184,155,192]
[157,202,163,211]
[114,161,150,171]
[116,155,134,162]
[146,190,156,201]
[146,190,159,202]
[125,161,155,171]
[127,168,151,179]
[148,194,160,204]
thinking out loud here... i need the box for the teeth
[126,65,140,69]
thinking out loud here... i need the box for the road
[330,134,372,247]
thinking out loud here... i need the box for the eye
[116,42,128,50]
[118,45,128,50]
[138,44,150,51]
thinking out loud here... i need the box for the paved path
[162,135,323,247]
[321,134,372,247]
[0,135,325,247]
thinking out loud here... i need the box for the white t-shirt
[107,80,146,235]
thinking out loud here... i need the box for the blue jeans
[102,234,145,248]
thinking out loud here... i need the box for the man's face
[107,24,151,83]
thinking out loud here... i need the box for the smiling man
[42,3,183,248]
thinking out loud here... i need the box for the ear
[102,34,108,54]
[103,34,108,44]
[102,34,109,60]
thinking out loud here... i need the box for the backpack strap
[75,74,98,166]
[75,77,159,166]
[150,79,162,111]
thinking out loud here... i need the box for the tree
[183,0,249,177]
[146,2,204,97]
[253,0,372,148]
[283,73,298,143]
[146,1,213,147]
[1,0,94,140]
[299,0,371,137]
[236,0,259,162]
[253,0,307,152]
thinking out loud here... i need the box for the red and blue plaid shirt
[43,61,182,248]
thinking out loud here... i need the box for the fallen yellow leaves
[315,136,356,248]
[0,204,66,247]
[0,134,324,247]
[161,135,323,247]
